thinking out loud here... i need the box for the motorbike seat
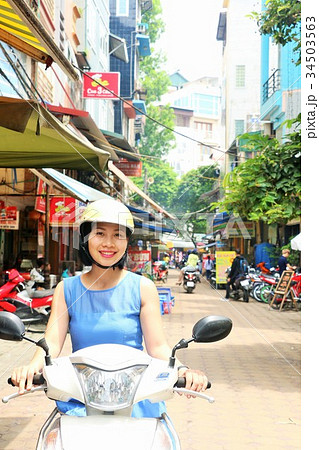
[30,289,55,298]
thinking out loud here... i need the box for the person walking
[204,255,213,280]
[11,198,208,418]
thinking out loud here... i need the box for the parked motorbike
[0,311,232,450]
[183,268,199,293]
[0,269,53,324]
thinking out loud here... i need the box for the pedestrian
[203,255,213,280]
[11,198,208,418]
[278,249,296,276]
[30,257,45,287]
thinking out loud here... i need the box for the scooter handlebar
[174,377,211,389]
[7,373,45,387]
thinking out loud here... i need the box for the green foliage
[212,116,301,225]
[137,0,176,159]
[131,159,179,211]
[170,165,220,233]
[248,0,301,64]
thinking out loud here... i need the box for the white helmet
[80,198,134,234]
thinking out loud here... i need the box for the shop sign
[225,221,255,238]
[0,203,19,230]
[38,221,44,247]
[215,251,236,284]
[128,250,151,274]
[50,197,76,226]
[83,72,120,99]
[113,159,142,177]
[50,198,87,227]
[35,179,46,213]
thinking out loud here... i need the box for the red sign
[83,72,120,99]
[0,205,19,229]
[35,179,46,213]
[50,197,77,226]
[114,159,142,177]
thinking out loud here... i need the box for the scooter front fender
[55,415,179,450]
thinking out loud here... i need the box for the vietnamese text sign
[113,159,142,177]
[0,205,19,230]
[35,179,46,213]
[83,72,120,99]
[216,251,236,284]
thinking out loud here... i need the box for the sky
[156,0,224,81]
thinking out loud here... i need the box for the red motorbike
[0,269,54,324]
[153,262,168,283]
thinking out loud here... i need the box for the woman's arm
[140,277,208,394]
[11,281,69,393]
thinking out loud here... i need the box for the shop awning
[0,0,78,80]
[132,100,146,115]
[109,33,129,63]
[32,168,110,203]
[108,161,176,220]
[101,129,140,161]
[0,96,109,171]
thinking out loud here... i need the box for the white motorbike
[0,311,232,450]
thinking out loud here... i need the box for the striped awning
[0,0,51,64]
[0,0,78,80]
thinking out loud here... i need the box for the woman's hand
[177,367,208,398]
[11,363,42,394]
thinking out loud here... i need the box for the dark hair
[36,257,45,267]
[79,222,132,269]
[235,248,241,255]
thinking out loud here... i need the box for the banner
[215,251,236,284]
[83,72,120,99]
[0,204,19,230]
[128,250,151,274]
[113,159,142,177]
[35,179,46,213]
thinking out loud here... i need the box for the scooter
[0,311,232,450]
[183,268,199,293]
[153,262,168,283]
[225,268,249,302]
[0,269,54,324]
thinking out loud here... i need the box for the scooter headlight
[74,364,146,410]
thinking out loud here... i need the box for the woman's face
[88,222,128,266]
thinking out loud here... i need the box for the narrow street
[0,268,301,449]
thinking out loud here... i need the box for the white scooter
[0,311,232,450]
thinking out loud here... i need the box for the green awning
[0,96,109,171]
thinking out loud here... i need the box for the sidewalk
[164,269,301,450]
[0,269,301,449]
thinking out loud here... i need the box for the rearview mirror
[0,311,25,341]
[192,315,232,343]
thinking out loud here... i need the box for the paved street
[0,269,301,449]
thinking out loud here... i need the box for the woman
[11,198,208,417]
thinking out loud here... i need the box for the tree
[137,0,176,159]
[249,0,301,64]
[170,165,221,234]
[131,159,179,211]
[211,116,301,225]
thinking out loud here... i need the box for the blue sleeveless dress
[56,272,166,418]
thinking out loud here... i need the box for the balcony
[262,69,280,103]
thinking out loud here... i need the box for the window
[235,120,245,137]
[116,0,129,16]
[235,65,245,88]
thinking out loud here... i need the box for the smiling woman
[11,197,208,420]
